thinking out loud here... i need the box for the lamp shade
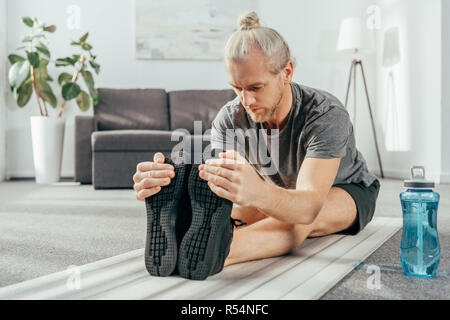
[337,17,373,53]
[382,27,401,67]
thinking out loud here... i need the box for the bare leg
[231,205,268,227]
[225,186,357,266]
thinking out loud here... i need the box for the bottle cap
[404,166,435,188]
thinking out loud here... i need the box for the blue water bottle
[400,166,440,277]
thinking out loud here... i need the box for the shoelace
[231,218,247,228]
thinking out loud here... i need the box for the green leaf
[70,41,80,46]
[22,36,33,43]
[36,79,57,108]
[40,58,49,67]
[81,70,97,99]
[79,32,89,42]
[89,61,100,74]
[22,17,34,27]
[76,90,91,111]
[72,54,81,62]
[58,72,73,86]
[61,82,81,101]
[13,78,33,107]
[8,60,30,88]
[43,25,56,33]
[81,43,92,51]
[35,42,50,58]
[55,57,76,67]
[35,63,51,81]
[46,75,54,82]
[8,54,25,65]
[26,51,40,68]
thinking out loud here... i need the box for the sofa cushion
[169,89,236,133]
[92,130,186,152]
[94,88,169,131]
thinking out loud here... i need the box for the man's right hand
[133,152,175,201]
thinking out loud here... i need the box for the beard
[247,90,284,123]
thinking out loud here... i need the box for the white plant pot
[30,116,65,184]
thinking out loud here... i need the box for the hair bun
[238,11,260,31]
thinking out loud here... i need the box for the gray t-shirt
[210,82,377,189]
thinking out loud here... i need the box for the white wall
[6,0,381,179]
[374,0,442,183]
[442,0,450,183]
[260,0,379,177]
[0,0,7,182]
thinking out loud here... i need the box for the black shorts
[333,178,381,236]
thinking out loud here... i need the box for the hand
[198,150,268,207]
[133,152,175,201]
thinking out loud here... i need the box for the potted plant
[8,17,100,184]
[8,16,61,184]
[55,32,100,117]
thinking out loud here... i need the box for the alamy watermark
[366,264,381,290]
[66,265,81,290]
[66,5,81,30]
[170,121,280,176]
[366,5,381,30]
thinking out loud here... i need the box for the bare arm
[198,150,341,225]
[256,157,341,225]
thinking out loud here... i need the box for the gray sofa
[74,88,236,189]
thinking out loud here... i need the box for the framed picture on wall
[134,0,258,60]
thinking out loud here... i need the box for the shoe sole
[178,165,233,280]
[144,162,187,277]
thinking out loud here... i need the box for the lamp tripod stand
[344,59,384,178]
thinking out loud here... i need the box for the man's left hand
[198,150,267,207]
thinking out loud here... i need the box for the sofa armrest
[74,115,96,184]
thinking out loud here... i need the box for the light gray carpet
[0,178,449,299]
[0,180,147,287]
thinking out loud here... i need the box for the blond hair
[224,11,294,74]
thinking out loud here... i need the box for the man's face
[226,48,285,123]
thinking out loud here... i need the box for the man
[133,12,380,271]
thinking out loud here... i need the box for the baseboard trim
[371,169,446,184]
[6,173,75,181]
[369,169,407,180]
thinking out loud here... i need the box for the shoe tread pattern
[178,164,232,280]
[145,160,186,277]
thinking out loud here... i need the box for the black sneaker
[177,162,234,280]
[144,156,191,277]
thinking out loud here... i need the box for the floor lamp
[337,18,384,178]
